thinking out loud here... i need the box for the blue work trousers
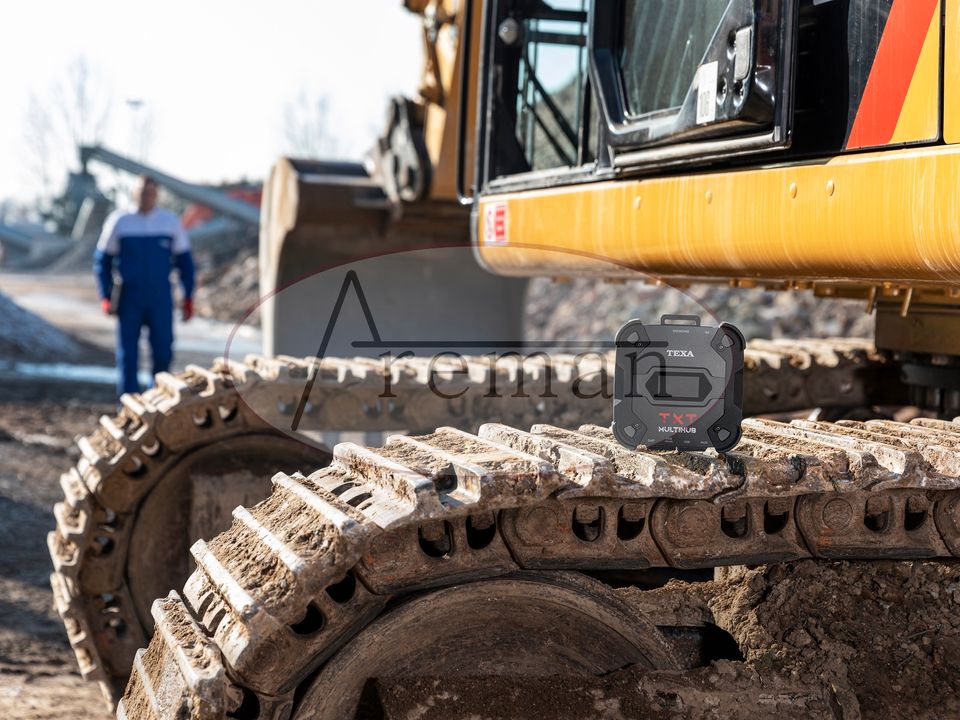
[116,296,173,395]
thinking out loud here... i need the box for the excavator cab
[477,0,795,184]
[471,0,959,417]
[471,0,943,186]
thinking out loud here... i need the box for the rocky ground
[524,277,874,343]
[194,247,260,328]
[190,251,876,339]
[0,292,107,365]
[710,561,960,719]
[0,389,114,720]
[0,276,241,718]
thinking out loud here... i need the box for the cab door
[478,0,797,192]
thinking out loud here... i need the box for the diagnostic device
[612,315,745,452]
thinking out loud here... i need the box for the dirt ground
[710,561,960,719]
[0,277,956,719]
[375,562,960,719]
[0,385,114,720]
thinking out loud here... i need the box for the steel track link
[47,339,893,707]
[118,415,960,719]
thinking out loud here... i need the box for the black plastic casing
[612,315,745,453]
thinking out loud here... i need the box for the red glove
[100,298,112,315]
[182,297,194,322]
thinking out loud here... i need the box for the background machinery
[49,0,960,717]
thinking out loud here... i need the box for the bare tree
[0,198,35,225]
[22,94,55,196]
[53,56,112,151]
[124,99,155,163]
[134,108,155,162]
[282,91,340,158]
[20,55,113,198]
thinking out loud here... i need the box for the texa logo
[666,349,694,358]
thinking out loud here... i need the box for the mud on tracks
[367,561,959,719]
[711,560,960,720]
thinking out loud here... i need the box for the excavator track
[117,414,960,719]
[48,339,895,705]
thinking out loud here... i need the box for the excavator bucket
[259,157,528,359]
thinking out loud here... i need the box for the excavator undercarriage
[115,409,960,718]
[49,339,897,707]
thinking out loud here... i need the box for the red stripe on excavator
[846,0,940,149]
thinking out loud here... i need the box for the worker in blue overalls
[93,175,195,396]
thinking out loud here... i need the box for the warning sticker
[483,203,509,245]
[696,61,718,125]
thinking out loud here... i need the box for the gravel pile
[525,278,875,343]
[194,245,878,343]
[0,292,94,363]
[194,247,261,327]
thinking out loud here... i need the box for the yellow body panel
[477,146,960,287]
[947,0,960,144]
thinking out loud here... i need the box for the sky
[0,1,423,202]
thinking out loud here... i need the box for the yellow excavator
[50,0,960,717]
